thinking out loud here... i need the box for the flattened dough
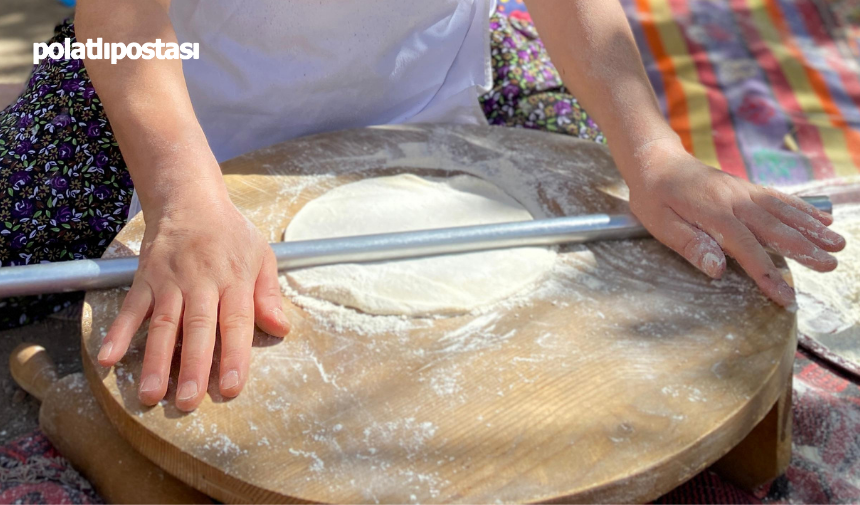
[790,204,860,357]
[284,174,557,316]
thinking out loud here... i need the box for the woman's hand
[524,0,845,306]
[80,0,290,411]
[96,190,291,411]
[626,138,846,307]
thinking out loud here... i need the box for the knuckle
[119,301,144,318]
[179,356,206,373]
[184,253,216,274]
[728,229,762,255]
[149,312,179,331]
[254,281,282,302]
[119,299,149,320]
[781,226,808,245]
[766,227,806,254]
[697,215,728,243]
[736,232,761,250]
[759,192,785,210]
[263,283,283,298]
[228,255,252,279]
[220,311,252,332]
[758,186,781,201]
[143,348,173,366]
[220,347,247,365]
[710,173,740,199]
[184,313,214,332]
[113,311,138,329]
[730,198,757,219]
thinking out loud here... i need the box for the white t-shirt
[169,0,496,162]
[127,1,495,218]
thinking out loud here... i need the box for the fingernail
[688,236,725,279]
[812,247,837,265]
[177,381,198,401]
[97,342,113,363]
[821,226,843,243]
[279,308,290,326]
[139,374,162,393]
[830,233,846,248]
[777,281,796,306]
[700,251,725,278]
[220,370,240,390]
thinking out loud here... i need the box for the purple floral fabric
[480,13,605,142]
[0,20,132,329]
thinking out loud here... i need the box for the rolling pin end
[9,343,59,402]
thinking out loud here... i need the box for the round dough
[284,174,557,316]
[791,204,860,357]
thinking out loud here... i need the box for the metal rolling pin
[0,196,832,298]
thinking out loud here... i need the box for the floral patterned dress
[0,14,603,329]
[0,21,131,328]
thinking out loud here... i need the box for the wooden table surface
[81,124,795,503]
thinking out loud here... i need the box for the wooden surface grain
[10,344,211,504]
[81,124,795,503]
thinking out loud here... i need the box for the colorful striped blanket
[497,0,860,185]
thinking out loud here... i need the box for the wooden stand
[713,379,793,490]
[80,125,797,503]
[9,343,210,504]
[11,339,793,502]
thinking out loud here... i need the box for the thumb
[254,247,291,337]
[646,207,726,279]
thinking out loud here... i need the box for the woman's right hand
[78,0,292,411]
[96,186,291,411]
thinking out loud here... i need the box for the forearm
[76,0,224,215]
[524,0,680,182]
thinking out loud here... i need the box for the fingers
[712,216,796,307]
[176,289,219,411]
[218,287,255,398]
[752,192,845,252]
[735,201,837,272]
[254,248,291,338]
[99,283,153,366]
[761,187,834,226]
[648,207,726,279]
[138,288,183,405]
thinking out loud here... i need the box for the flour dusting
[790,203,860,364]
[109,125,798,504]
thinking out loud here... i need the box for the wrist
[613,134,687,189]
[134,155,230,219]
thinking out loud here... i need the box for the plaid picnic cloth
[503,0,860,186]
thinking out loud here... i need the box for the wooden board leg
[712,377,793,490]
[10,343,210,504]
[40,373,213,504]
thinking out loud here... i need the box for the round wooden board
[82,124,795,504]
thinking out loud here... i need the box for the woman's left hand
[625,138,846,307]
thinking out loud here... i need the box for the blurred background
[0,0,73,108]
[0,1,859,503]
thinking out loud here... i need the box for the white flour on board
[104,126,803,503]
[790,203,860,362]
